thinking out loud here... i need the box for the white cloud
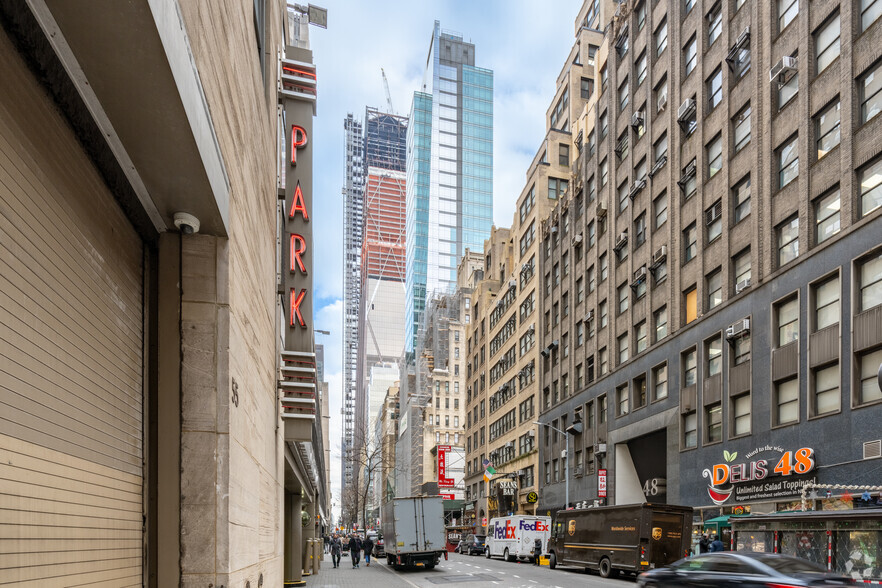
[309,1,581,520]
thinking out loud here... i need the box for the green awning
[703,515,731,530]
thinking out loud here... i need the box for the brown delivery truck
[547,503,692,577]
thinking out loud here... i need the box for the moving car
[548,503,692,577]
[462,534,487,556]
[637,552,856,587]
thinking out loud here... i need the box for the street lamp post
[534,420,570,510]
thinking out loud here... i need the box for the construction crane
[381,68,394,114]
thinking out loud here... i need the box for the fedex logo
[494,519,549,539]
[519,520,548,532]
[493,523,514,539]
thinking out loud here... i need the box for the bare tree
[341,418,401,530]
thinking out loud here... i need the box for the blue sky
[307,0,580,517]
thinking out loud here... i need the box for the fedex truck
[485,515,551,562]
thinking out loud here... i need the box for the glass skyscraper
[405,21,494,352]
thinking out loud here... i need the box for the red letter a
[289,181,309,221]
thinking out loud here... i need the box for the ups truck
[382,496,447,569]
[547,503,692,578]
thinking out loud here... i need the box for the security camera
[173,212,201,235]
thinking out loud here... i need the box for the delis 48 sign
[702,446,816,505]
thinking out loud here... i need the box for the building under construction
[341,113,363,504]
[396,251,481,513]
[342,107,409,524]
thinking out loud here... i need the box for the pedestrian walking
[351,534,362,568]
[533,538,542,565]
[710,534,724,552]
[330,534,342,568]
[364,534,374,567]
[324,533,330,554]
[699,533,710,554]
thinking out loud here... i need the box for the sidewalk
[305,551,412,588]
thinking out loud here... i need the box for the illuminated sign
[281,71,315,350]
[702,446,816,505]
[598,469,607,498]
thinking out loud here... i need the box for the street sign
[481,517,488,526]
[598,468,608,498]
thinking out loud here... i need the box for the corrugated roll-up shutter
[0,28,144,587]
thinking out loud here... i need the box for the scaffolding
[408,290,462,494]
[364,108,408,172]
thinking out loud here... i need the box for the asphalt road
[378,551,635,588]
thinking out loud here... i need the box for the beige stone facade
[0,2,328,586]
[461,2,606,528]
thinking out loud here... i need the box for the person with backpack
[363,534,374,567]
[350,534,362,568]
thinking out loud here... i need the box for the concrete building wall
[175,0,288,583]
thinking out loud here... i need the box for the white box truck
[382,496,448,569]
[485,515,552,562]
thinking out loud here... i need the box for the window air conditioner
[649,155,668,178]
[705,201,723,225]
[509,279,517,290]
[769,56,798,84]
[573,233,583,245]
[596,201,608,217]
[614,231,628,250]
[585,309,594,322]
[632,266,647,284]
[651,245,667,267]
[631,111,645,130]
[735,278,751,294]
[677,98,696,123]
[629,179,647,200]
[726,318,750,339]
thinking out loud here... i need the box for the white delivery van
[485,515,551,562]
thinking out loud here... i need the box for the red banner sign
[437,445,454,488]
[440,493,455,500]
[598,468,607,498]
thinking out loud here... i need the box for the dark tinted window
[756,554,827,574]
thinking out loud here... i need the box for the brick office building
[537,0,882,527]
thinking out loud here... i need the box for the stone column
[284,491,304,585]
[303,498,316,573]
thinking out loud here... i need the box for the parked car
[637,552,856,587]
[463,534,487,556]
[367,531,385,558]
